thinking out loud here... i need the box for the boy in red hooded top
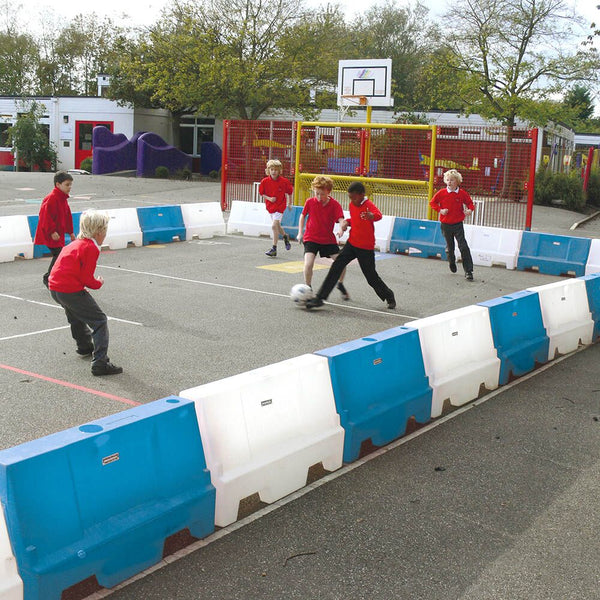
[429,169,475,281]
[305,181,396,310]
[34,171,75,287]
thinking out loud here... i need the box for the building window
[180,117,215,156]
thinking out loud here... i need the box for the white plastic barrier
[407,306,501,418]
[334,212,395,252]
[0,507,23,600]
[103,208,143,250]
[226,201,273,237]
[527,279,594,359]
[0,215,33,263]
[180,202,226,240]
[180,354,344,527]
[585,238,600,275]
[461,224,523,270]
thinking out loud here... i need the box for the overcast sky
[16,0,598,32]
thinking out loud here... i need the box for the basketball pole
[364,105,373,175]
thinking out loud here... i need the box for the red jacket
[34,186,73,248]
[258,176,293,214]
[429,188,475,224]
[48,238,103,293]
[346,198,382,250]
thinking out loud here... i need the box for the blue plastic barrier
[281,205,303,239]
[516,231,591,277]
[0,396,215,600]
[582,272,600,342]
[389,217,447,259]
[316,326,432,463]
[27,215,52,258]
[136,205,186,245]
[478,291,549,385]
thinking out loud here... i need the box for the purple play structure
[92,128,192,177]
[136,132,192,177]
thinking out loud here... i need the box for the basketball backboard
[337,59,393,108]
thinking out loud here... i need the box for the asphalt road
[0,172,599,600]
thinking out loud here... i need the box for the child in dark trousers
[305,181,396,310]
[34,171,75,288]
[49,210,123,376]
[429,169,475,281]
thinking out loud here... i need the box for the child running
[297,176,349,300]
[49,210,123,376]
[258,159,293,257]
[34,170,75,288]
[429,169,475,281]
[305,181,396,310]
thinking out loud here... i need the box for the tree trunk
[501,118,515,199]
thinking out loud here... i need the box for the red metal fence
[222,119,537,230]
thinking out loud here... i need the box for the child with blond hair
[258,159,293,257]
[429,169,475,281]
[49,210,123,376]
[297,175,349,299]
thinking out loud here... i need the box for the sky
[15,0,599,32]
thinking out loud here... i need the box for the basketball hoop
[339,95,368,120]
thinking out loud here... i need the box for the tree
[353,1,439,110]
[563,84,595,123]
[441,0,600,196]
[108,0,350,120]
[7,101,57,171]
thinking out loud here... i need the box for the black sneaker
[386,292,396,310]
[283,234,291,251]
[305,297,324,310]
[337,281,350,301]
[465,271,474,281]
[76,345,94,357]
[449,261,457,273]
[265,246,277,257]
[92,361,123,376]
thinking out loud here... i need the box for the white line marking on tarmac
[0,325,71,341]
[84,345,588,600]
[97,265,418,319]
[0,293,143,326]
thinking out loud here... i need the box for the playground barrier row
[1,267,599,598]
[0,204,226,264]
[226,200,600,277]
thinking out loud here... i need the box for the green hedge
[585,168,600,207]
[534,168,585,212]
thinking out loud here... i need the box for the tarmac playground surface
[0,173,599,599]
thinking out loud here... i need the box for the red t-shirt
[258,175,293,214]
[429,187,475,224]
[302,196,344,245]
[48,238,103,293]
[346,198,382,250]
[34,186,73,248]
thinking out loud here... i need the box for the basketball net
[338,95,368,121]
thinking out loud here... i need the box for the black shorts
[303,241,340,258]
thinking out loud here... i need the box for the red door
[75,121,113,168]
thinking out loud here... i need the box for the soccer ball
[290,283,314,306]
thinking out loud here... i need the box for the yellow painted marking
[145,244,166,249]
[257,260,329,274]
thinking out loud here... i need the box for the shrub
[534,167,584,212]
[80,157,92,172]
[208,169,220,180]
[175,167,192,180]
[585,168,600,207]
[154,165,170,178]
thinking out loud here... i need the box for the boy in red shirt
[258,159,293,257]
[34,171,75,288]
[49,210,123,376]
[297,176,349,299]
[429,169,475,281]
[306,181,396,310]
